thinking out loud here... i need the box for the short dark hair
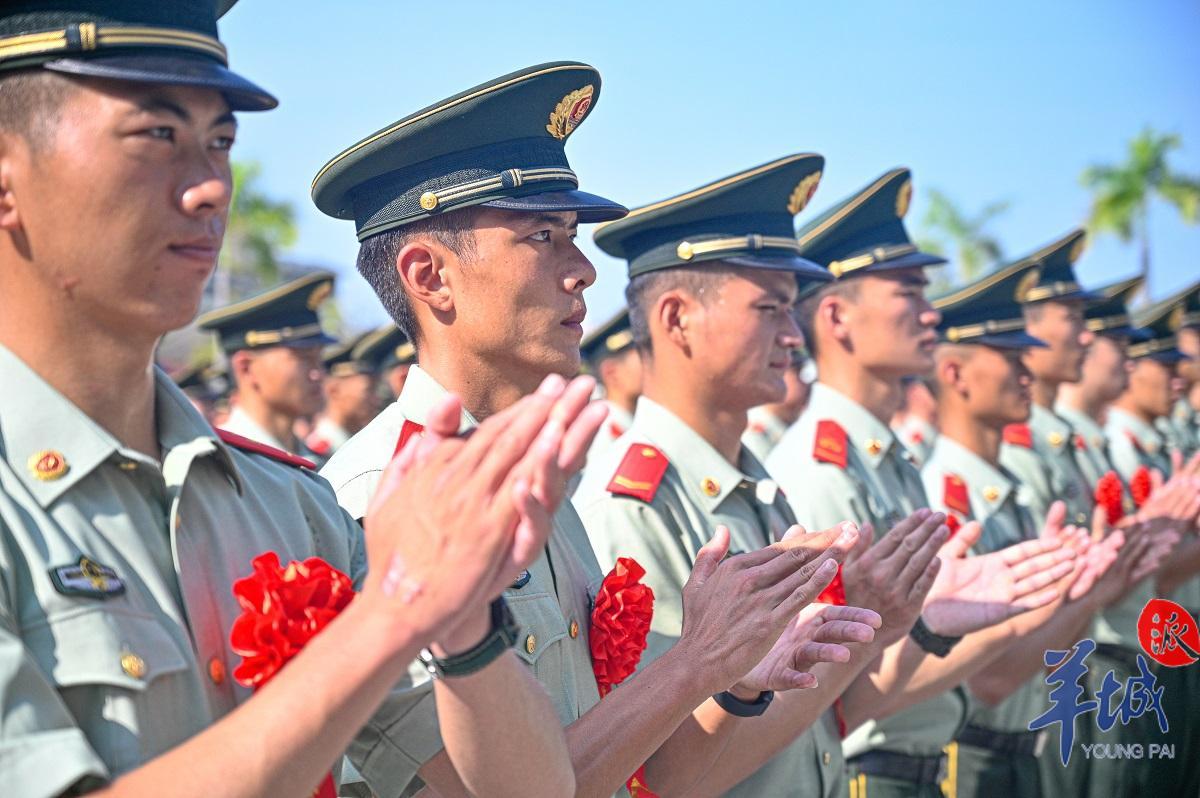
[0,70,75,150]
[795,279,860,360]
[355,207,482,344]
[625,264,734,354]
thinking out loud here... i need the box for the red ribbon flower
[590,557,658,797]
[1131,466,1153,509]
[1095,471,1125,526]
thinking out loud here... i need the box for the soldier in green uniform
[768,169,1076,798]
[892,377,940,469]
[742,350,814,463]
[306,331,387,459]
[579,308,642,466]
[0,3,603,796]
[314,62,869,798]
[1151,281,1200,459]
[923,263,1153,798]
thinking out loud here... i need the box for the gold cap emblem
[787,171,823,215]
[676,241,695,261]
[701,478,720,497]
[306,282,332,311]
[895,179,913,218]
[1015,267,1042,302]
[419,191,439,211]
[546,85,594,140]
[28,450,68,481]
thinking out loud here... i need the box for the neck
[816,354,902,423]
[642,361,745,465]
[417,335,538,420]
[762,400,801,426]
[1056,382,1106,421]
[1112,395,1153,425]
[604,386,638,417]
[0,292,160,457]
[324,406,357,436]
[938,403,1003,464]
[236,391,300,451]
[1031,376,1060,410]
[1189,382,1200,412]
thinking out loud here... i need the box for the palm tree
[1082,129,1200,299]
[918,189,1009,286]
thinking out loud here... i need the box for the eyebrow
[135,97,237,129]
[527,212,578,229]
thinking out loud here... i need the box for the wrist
[337,596,422,678]
[656,642,723,705]
[431,607,492,657]
[727,682,764,702]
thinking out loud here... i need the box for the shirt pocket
[506,590,575,721]
[23,607,199,775]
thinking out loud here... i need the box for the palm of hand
[923,553,1017,635]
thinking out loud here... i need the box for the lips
[561,306,587,327]
[169,237,221,262]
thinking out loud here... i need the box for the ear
[230,350,255,385]
[0,138,22,232]
[938,355,964,397]
[397,240,453,314]
[819,292,852,347]
[655,289,693,356]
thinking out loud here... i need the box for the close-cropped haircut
[354,206,482,345]
[795,279,861,360]
[0,70,75,150]
[625,264,735,355]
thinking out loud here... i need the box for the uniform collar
[747,406,790,445]
[806,382,897,468]
[1029,403,1075,453]
[0,345,239,507]
[396,364,478,431]
[1106,405,1164,449]
[929,435,1016,510]
[1054,403,1106,450]
[312,417,351,450]
[633,396,773,512]
[224,406,289,451]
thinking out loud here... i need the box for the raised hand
[674,523,859,695]
[840,510,947,645]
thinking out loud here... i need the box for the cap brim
[976,332,1050,350]
[844,250,948,275]
[1140,350,1191,364]
[721,254,833,283]
[43,54,276,112]
[482,190,627,224]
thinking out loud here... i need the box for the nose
[1078,328,1095,347]
[919,301,942,328]
[780,310,805,350]
[179,159,232,221]
[563,241,597,293]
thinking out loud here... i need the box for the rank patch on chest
[49,556,126,599]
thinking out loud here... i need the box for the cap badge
[895,178,913,218]
[546,85,594,140]
[787,171,823,215]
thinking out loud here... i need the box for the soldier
[923,263,1154,798]
[365,322,418,401]
[307,332,386,459]
[769,169,1074,797]
[171,360,222,423]
[1154,281,1200,459]
[892,376,939,468]
[576,155,1074,797]
[197,271,335,463]
[579,308,642,465]
[0,2,600,796]
[314,62,863,798]
[998,229,1097,528]
[742,349,814,463]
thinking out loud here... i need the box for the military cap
[796,167,946,278]
[593,154,830,281]
[196,271,337,355]
[172,361,211,391]
[1084,275,1145,339]
[931,261,1049,349]
[1129,281,1200,362]
[322,332,375,378]
[0,1,274,111]
[580,308,634,367]
[311,62,626,241]
[1008,229,1099,305]
[352,323,415,372]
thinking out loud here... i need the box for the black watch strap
[713,689,775,718]
[421,597,518,679]
[909,615,962,658]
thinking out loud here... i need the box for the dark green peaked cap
[353,323,415,371]
[1009,229,1099,305]
[580,308,633,365]
[1085,275,1145,339]
[593,154,830,281]
[1129,279,1200,362]
[796,168,946,278]
[196,271,337,355]
[0,1,275,111]
[311,62,627,241]
[322,331,374,378]
[931,261,1048,349]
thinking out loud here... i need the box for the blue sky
[218,0,1200,334]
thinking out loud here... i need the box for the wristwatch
[908,615,962,658]
[713,689,775,718]
[420,597,518,679]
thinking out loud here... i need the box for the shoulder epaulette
[943,474,971,516]
[607,444,669,503]
[393,419,426,457]
[216,428,316,469]
[813,419,848,468]
[1003,423,1033,449]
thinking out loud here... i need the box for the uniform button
[525,634,537,655]
[1076,513,1088,525]
[866,439,883,456]
[121,652,146,679]
[208,657,226,685]
[823,751,832,766]
[569,620,579,639]
[118,460,137,471]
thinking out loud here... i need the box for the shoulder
[320,404,405,493]
[1002,423,1033,449]
[602,442,671,504]
[217,429,316,469]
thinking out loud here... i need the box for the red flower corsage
[1130,466,1153,509]
[1095,471,1125,526]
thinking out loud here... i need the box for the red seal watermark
[1137,598,1200,668]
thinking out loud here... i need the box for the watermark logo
[1028,638,1167,766]
[1137,598,1199,668]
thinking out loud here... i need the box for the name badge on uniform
[510,570,532,589]
[49,556,126,599]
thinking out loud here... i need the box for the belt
[848,750,946,785]
[1094,642,1143,672]
[956,724,1047,757]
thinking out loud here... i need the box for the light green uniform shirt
[0,345,365,798]
[999,404,1093,528]
[574,397,844,798]
[741,406,791,464]
[1158,398,1199,460]
[221,404,328,467]
[1105,406,1200,612]
[892,416,938,471]
[321,365,616,798]
[767,383,970,759]
[920,436,1045,733]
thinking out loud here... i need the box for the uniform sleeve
[0,561,109,798]
[349,661,442,798]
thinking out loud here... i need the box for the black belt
[956,724,1047,757]
[1094,642,1143,672]
[848,750,946,785]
